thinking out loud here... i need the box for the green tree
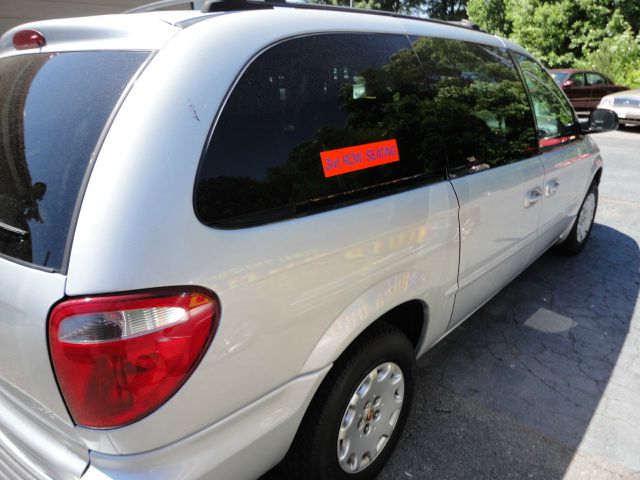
[466,0,511,36]
[576,28,640,87]
[467,0,640,87]
[424,0,467,20]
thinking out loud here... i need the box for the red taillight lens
[48,288,218,429]
[13,29,46,50]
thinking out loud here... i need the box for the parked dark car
[550,69,627,112]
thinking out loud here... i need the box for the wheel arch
[376,299,426,351]
[592,166,603,187]
[283,315,418,479]
[302,272,429,373]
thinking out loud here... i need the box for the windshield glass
[0,51,148,270]
[549,71,568,85]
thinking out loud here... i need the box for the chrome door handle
[524,187,543,208]
[545,179,560,197]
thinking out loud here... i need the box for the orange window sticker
[320,139,400,178]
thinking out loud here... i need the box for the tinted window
[570,73,585,86]
[0,51,148,270]
[196,33,440,227]
[410,37,538,175]
[515,55,577,149]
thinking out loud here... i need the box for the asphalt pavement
[377,127,640,479]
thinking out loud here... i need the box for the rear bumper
[83,366,330,480]
[0,429,52,480]
[0,381,88,480]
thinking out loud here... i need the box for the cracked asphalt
[378,127,640,480]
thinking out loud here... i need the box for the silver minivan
[0,2,616,479]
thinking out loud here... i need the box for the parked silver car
[0,2,616,479]
[598,89,640,126]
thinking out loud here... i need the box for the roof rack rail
[449,19,481,30]
[200,0,395,15]
[199,0,486,33]
[201,0,283,12]
[125,0,204,13]
[127,0,486,35]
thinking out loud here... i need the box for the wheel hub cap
[577,192,596,243]
[337,362,404,474]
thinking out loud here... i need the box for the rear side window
[570,73,585,86]
[0,51,148,270]
[196,33,441,228]
[585,72,606,85]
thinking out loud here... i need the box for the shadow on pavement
[379,223,639,478]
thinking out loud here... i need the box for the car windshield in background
[549,71,568,85]
[0,51,149,270]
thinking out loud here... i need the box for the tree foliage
[423,0,467,20]
[306,0,466,19]
[467,0,640,87]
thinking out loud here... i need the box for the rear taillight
[48,288,218,429]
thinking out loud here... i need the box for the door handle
[545,179,560,197]
[524,187,543,208]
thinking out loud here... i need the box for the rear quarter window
[0,51,149,270]
[195,33,443,228]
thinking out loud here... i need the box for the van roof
[0,11,209,57]
[0,4,515,59]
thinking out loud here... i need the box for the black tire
[283,323,415,480]
[557,182,598,255]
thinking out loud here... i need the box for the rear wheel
[283,324,415,480]
[557,183,598,255]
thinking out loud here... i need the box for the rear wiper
[0,220,28,239]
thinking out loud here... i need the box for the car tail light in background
[48,288,219,429]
